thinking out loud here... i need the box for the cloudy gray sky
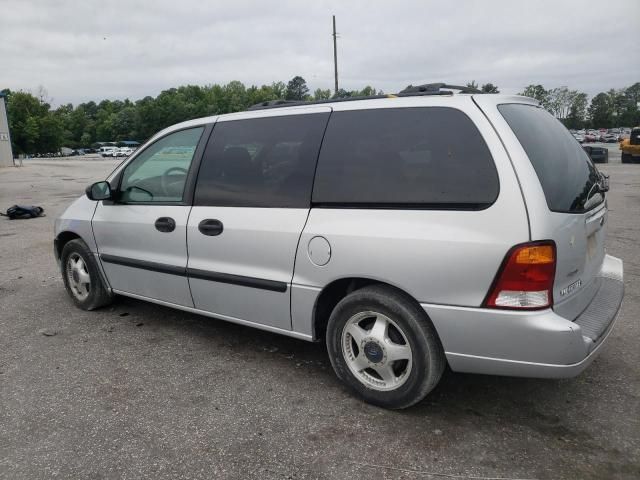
[1,0,638,106]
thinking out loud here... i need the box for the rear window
[499,104,603,213]
[312,107,499,208]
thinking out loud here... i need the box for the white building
[0,92,14,167]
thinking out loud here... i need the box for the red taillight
[484,241,556,310]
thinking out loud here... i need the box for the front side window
[194,113,330,208]
[312,107,499,208]
[119,127,204,203]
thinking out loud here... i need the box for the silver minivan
[54,84,624,409]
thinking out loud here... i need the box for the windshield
[499,104,603,213]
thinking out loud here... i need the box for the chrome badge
[560,279,582,296]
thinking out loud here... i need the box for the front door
[93,126,207,306]
[186,109,331,329]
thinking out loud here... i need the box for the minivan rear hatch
[495,102,608,320]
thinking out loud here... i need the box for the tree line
[1,77,638,155]
[519,83,640,129]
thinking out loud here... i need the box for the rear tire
[621,152,632,164]
[61,239,113,310]
[326,285,445,409]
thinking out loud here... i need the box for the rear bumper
[423,254,624,378]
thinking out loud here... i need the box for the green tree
[53,103,74,146]
[8,79,635,155]
[520,84,550,109]
[565,92,588,129]
[588,93,613,128]
[38,114,64,152]
[5,90,48,154]
[22,116,40,153]
[285,76,309,101]
[547,87,573,119]
[80,132,92,146]
[356,86,378,97]
[313,88,332,100]
[95,109,117,141]
[481,83,499,93]
[67,106,89,144]
[607,89,628,122]
[222,81,248,112]
[333,88,352,99]
[270,81,286,99]
[114,106,137,141]
[624,82,640,106]
[466,80,479,90]
[621,82,640,126]
[246,84,280,107]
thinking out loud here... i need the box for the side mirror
[86,181,112,201]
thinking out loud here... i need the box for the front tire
[61,239,113,310]
[326,285,445,409]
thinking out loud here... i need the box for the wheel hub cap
[363,341,384,363]
[66,253,91,301]
[341,311,413,392]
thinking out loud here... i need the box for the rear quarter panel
[291,96,530,337]
[473,95,608,320]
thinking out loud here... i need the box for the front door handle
[198,219,223,236]
[155,217,176,233]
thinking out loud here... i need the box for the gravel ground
[0,156,638,480]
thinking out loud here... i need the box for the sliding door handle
[155,217,176,233]
[198,219,223,236]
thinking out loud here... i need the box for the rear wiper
[585,174,609,208]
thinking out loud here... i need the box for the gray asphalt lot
[0,153,639,480]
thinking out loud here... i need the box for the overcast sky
[1,0,638,106]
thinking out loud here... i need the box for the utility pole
[332,15,339,96]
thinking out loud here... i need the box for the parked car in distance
[573,133,585,143]
[99,146,118,157]
[54,86,624,409]
[601,134,619,143]
[116,147,134,157]
[584,133,597,142]
[583,145,609,163]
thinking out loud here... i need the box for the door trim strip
[100,254,187,276]
[187,268,288,292]
[99,254,287,293]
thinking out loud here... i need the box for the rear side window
[312,107,498,208]
[498,104,603,213]
[195,113,330,208]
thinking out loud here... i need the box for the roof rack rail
[246,82,480,111]
[247,99,303,110]
[399,83,482,94]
